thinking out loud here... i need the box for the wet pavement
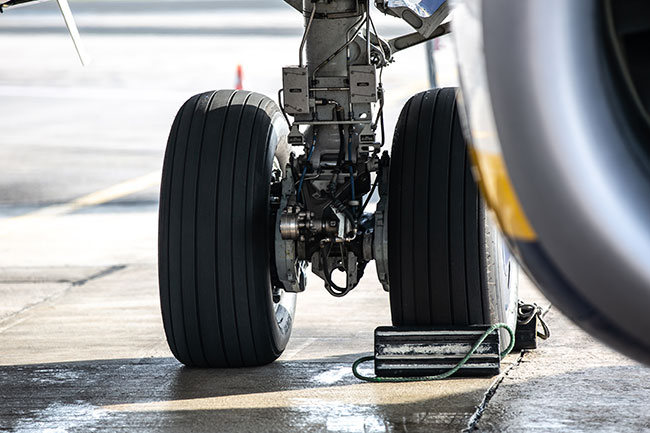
[0,265,496,432]
[1,261,649,432]
[1,1,650,432]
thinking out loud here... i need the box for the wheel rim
[268,113,296,350]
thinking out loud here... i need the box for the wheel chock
[514,314,539,350]
[374,325,502,378]
[515,301,551,351]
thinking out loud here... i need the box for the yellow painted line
[103,380,484,412]
[0,81,421,237]
[67,170,161,210]
[0,170,161,236]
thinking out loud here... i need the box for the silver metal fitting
[280,206,306,240]
[288,124,306,146]
[280,206,338,240]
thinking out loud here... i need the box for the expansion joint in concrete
[0,264,127,333]
[463,351,528,432]
[72,264,127,287]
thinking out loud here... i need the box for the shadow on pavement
[0,355,487,432]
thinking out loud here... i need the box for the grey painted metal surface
[480,0,650,362]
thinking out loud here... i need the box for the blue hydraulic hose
[348,129,356,213]
[297,131,316,203]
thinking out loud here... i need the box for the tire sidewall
[267,110,296,353]
[483,209,519,345]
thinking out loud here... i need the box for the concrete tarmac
[1,1,650,432]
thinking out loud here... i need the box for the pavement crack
[0,279,72,284]
[463,351,527,432]
[72,265,127,287]
[0,265,128,333]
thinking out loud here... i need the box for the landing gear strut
[158,0,518,367]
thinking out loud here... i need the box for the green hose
[352,323,515,383]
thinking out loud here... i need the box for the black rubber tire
[159,89,295,367]
[388,88,517,328]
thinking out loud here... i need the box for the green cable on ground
[352,323,515,383]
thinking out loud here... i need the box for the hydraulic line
[368,13,386,145]
[297,129,317,203]
[365,0,371,64]
[277,88,291,127]
[312,14,367,77]
[336,108,347,166]
[321,242,351,297]
[299,3,317,68]
[358,175,378,216]
[330,196,356,226]
[347,127,357,216]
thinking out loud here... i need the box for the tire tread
[160,90,289,367]
[389,88,488,327]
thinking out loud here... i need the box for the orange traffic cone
[235,64,244,90]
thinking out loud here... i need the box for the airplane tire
[387,88,518,332]
[159,89,295,367]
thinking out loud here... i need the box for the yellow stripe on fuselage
[469,149,537,242]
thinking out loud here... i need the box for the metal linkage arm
[284,0,302,13]
[388,22,451,55]
[375,0,449,39]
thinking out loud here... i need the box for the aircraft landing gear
[158,0,518,367]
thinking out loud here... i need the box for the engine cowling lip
[468,0,650,360]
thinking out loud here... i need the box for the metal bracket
[350,65,378,104]
[375,0,449,39]
[283,0,302,13]
[388,22,451,54]
[283,66,311,115]
[288,124,306,146]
